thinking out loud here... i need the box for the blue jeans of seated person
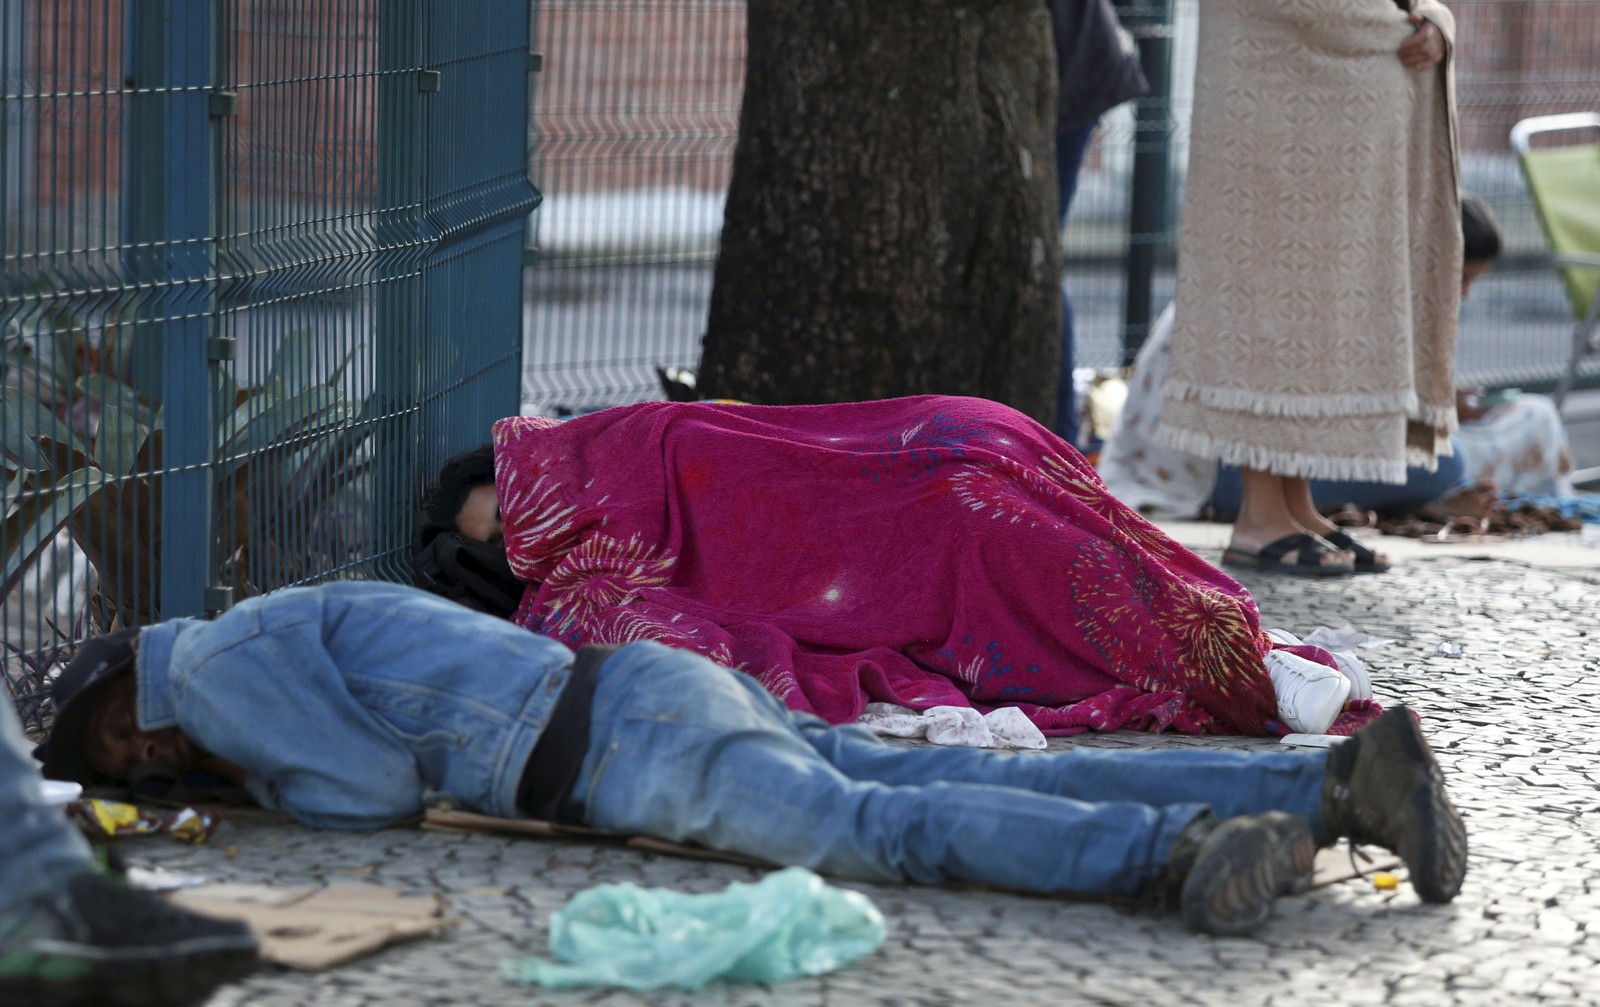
[0,698,93,910]
[570,642,1330,900]
[1210,448,1467,517]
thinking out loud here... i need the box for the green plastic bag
[500,867,886,991]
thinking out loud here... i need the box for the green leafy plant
[2,304,373,652]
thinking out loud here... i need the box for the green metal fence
[1,0,538,728]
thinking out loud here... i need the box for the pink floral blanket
[495,396,1342,735]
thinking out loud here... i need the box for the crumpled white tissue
[1301,625,1398,651]
[856,703,1048,750]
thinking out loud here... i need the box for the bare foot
[1418,478,1499,524]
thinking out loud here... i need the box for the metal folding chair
[1510,112,1600,408]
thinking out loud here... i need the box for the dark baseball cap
[33,627,142,784]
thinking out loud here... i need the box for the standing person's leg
[1053,122,1099,447]
[1282,476,1390,573]
[0,698,94,907]
[1223,469,1353,574]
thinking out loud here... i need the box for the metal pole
[124,0,217,619]
[374,0,424,581]
[1120,0,1174,366]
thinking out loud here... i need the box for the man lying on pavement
[35,582,1468,938]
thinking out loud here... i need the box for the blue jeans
[0,699,91,910]
[571,643,1329,900]
[1054,122,1099,447]
[1210,447,1468,515]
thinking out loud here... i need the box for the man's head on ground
[422,444,501,545]
[33,629,240,787]
[1461,193,1502,297]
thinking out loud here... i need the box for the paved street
[120,544,1598,1007]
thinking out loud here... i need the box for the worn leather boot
[1165,811,1316,937]
[1321,706,1468,904]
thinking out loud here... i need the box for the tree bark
[698,0,1061,423]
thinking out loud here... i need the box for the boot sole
[1387,713,1469,904]
[1180,814,1316,937]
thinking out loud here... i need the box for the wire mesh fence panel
[1,0,533,729]
[426,2,539,459]
[215,1,384,612]
[523,0,744,413]
[1451,0,1600,390]
[523,0,1599,411]
[3,0,159,727]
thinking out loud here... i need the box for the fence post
[1119,0,1175,366]
[123,0,218,619]
[374,1,425,580]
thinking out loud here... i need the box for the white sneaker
[1328,650,1373,702]
[1265,649,1351,734]
[1266,626,1373,703]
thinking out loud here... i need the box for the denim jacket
[136,582,576,829]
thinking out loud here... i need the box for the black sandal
[1221,533,1355,578]
[1320,528,1391,574]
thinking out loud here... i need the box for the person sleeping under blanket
[416,395,1375,740]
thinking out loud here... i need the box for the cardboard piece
[422,807,775,868]
[169,883,457,971]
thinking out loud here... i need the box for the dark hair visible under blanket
[414,444,524,618]
[422,444,495,529]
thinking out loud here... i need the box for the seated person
[421,395,1378,739]
[1100,195,1577,564]
[34,582,1468,937]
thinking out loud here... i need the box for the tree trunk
[698,0,1062,424]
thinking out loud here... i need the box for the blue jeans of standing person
[1209,448,1468,516]
[571,642,1330,900]
[0,698,93,910]
[1054,122,1099,448]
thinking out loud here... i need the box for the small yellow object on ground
[68,798,220,845]
[1372,872,1401,890]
